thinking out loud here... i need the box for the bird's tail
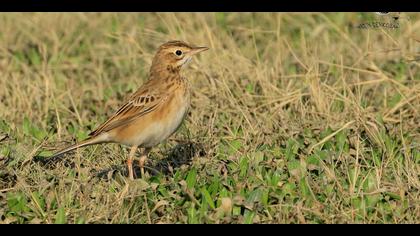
[49,135,107,159]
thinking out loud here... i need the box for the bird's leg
[127,146,138,180]
[138,148,151,178]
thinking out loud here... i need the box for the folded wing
[89,79,168,136]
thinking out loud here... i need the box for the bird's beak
[191,46,209,55]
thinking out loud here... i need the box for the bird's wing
[89,79,169,136]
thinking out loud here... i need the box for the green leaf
[363,172,378,193]
[348,168,359,190]
[67,122,76,135]
[29,47,41,66]
[252,151,264,164]
[31,125,46,141]
[228,139,243,155]
[371,149,382,166]
[76,217,85,224]
[55,207,66,224]
[366,194,381,208]
[388,93,401,108]
[299,177,313,199]
[272,146,281,157]
[385,192,401,200]
[246,83,254,93]
[201,188,215,209]
[285,139,299,160]
[7,192,30,214]
[76,129,89,141]
[207,177,220,196]
[283,183,296,195]
[0,119,11,132]
[261,190,269,207]
[243,209,255,224]
[37,149,53,157]
[186,168,197,189]
[246,189,262,206]
[1,146,11,157]
[335,130,348,152]
[31,191,46,214]
[239,157,248,178]
[287,160,301,172]
[351,197,364,211]
[306,155,319,169]
[22,117,30,136]
[232,206,241,216]
[187,206,198,224]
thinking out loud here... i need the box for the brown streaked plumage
[49,40,209,180]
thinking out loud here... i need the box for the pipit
[49,40,209,180]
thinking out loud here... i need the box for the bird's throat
[149,64,181,79]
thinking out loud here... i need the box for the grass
[0,12,419,224]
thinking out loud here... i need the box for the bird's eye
[175,50,183,56]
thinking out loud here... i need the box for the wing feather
[89,79,169,136]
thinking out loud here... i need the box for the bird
[48,40,209,180]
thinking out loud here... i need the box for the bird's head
[151,40,209,74]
